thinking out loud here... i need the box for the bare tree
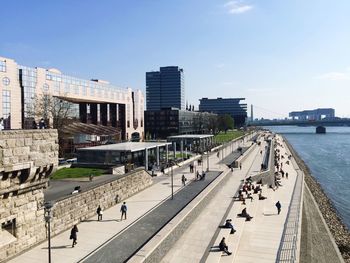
[29,94,77,130]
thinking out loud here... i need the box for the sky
[1,0,350,119]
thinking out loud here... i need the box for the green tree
[218,114,234,133]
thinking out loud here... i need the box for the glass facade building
[0,56,144,140]
[145,108,216,139]
[199,97,247,128]
[146,66,185,110]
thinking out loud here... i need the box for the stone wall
[50,169,153,236]
[0,130,58,262]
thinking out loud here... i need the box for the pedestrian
[32,120,37,129]
[181,174,187,186]
[120,202,127,220]
[286,172,289,179]
[39,118,46,129]
[239,163,242,170]
[196,171,200,180]
[97,205,103,221]
[70,225,78,247]
[275,201,281,215]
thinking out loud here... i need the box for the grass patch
[214,130,245,144]
[51,167,106,180]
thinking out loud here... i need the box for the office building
[289,108,335,120]
[199,97,247,127]
[145,107,216,139]
[0,56,144,141]
[146,66,185,110]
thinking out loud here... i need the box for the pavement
[8,137,249,263]
[162,135,302,263]
[9,133,303,263]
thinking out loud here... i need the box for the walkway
[162,135,301,263]
[9,135,254,263]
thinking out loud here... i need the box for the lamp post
[44,201,54,263]
[168,160,174,200]
[206,147,209,172]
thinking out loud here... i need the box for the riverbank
[283,136,350,262]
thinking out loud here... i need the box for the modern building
[146,66,185,110]
[0,56,144,141]
[145,107,217,139]
[199,97,247,128]
[77,141,171,171]
[289,108,335,121]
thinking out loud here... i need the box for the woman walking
[70,225,79,247]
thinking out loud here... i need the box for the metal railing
[276,169,304,262]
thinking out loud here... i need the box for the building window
[2,90,11,129]
[2,77,10,86]
[43,83,49,92]
[0,61,6,72]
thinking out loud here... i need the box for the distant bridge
[247,119,350,133]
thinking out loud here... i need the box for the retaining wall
[50,169,153,236]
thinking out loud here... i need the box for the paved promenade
[162,135,301,263]
[8,138,248,263]
[9,133,304,263]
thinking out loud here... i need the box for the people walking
[181,174,187,186]
[239,163,242,170]
[120,202,127,220]
[276,201,281,215]
[97,205,103,221]
[70,225,78,247]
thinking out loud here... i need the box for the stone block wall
[50,169,153,236]
[0,130,58,262]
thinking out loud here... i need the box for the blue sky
[1,0,350,118]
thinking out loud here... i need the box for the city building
[0,56,144,141]
[198,97,247,128]
[145,107,217,139]
[146,66,185,110]
[289,108,335,120]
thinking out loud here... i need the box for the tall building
[0,56,144,141]
[146,66,185,110]
[199,97,247,127]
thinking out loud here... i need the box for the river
[264,126,350,230]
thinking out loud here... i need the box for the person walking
[275,201,281,215]
[97,205,103,221]
[70,225,78,247]
[181,174,187,186]
[120,202,127,220]
[39,118,46,129]
[239,163,242,170]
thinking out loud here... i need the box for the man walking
[120,202,127,220]
[275,201,281,215]
[97,205,102,221]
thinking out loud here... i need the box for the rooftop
[78,141,171,152]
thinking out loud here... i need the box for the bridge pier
[316,126,326,134]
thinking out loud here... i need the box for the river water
[264,126,350,230]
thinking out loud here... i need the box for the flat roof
[78,142,171,152]
[167,134,214,139]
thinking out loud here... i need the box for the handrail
[275,168,304,262]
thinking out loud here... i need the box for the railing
[276,169,304,262]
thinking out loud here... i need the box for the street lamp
[206,147,210,172]
[168,160,174,200]
[44,201,54,263]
